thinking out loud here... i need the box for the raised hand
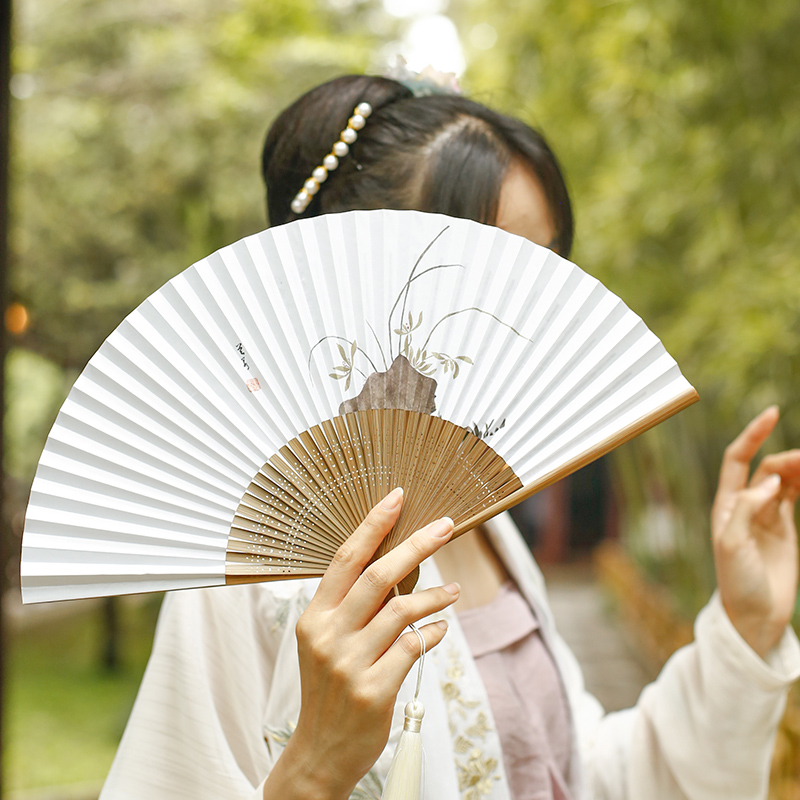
[712,406,800,658]
[264,488,459,800]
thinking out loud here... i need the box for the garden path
[542,562,654,712]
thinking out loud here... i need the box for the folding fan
[20,209,698,603]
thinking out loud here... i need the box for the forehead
[495,159,557,251]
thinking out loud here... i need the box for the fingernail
[429,517,454,538]
[765,474,781,492]
[381,487,404,511]
[443,582,460,596]
[436,620,449,631]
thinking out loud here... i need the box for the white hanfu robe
[100,514,800,800]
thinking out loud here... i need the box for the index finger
[342,516,454,624]
[311,488,404,610]
[717,406,780,495]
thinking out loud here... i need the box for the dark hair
[262,75,574,256]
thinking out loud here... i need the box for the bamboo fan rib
[226,410,522,586]
[21,209,698,603]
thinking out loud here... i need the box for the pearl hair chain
[290,102,373,215]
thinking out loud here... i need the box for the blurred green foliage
[5,596,162,792]
[4,348,67,479]
[10,0,383,374]
[458,0,800,610]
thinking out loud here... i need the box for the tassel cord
[380,586,428,800]
[393,585,426,703]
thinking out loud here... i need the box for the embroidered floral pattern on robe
[440,643,500,798]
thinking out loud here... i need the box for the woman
[101,75,800,800]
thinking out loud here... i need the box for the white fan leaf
[20,210,697,603]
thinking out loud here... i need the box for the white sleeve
[99,585,288,800]
[579,591,800,800]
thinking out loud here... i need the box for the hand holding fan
[20,209,697,603]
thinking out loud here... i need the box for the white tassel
[381,615,427,800]
[380,699,425,800]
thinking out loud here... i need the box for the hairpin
[384,56,462,98]
[291,102,373,215]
